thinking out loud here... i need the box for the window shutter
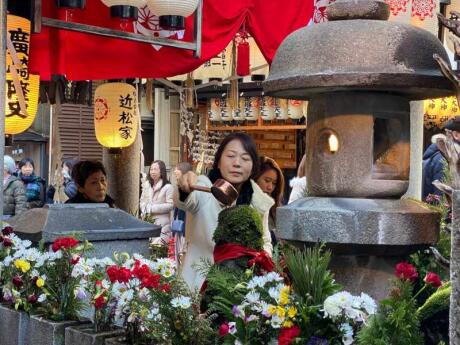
[58,103,103,161]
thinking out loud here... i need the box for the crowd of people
[2,132,308,289]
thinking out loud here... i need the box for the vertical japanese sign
[94,83,139,148]
[5,15,40,135]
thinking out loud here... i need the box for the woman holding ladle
[175,132,274,290]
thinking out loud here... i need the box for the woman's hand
[177,171,198,193]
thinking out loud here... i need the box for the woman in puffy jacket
[3,155,28,219]
[140,160,174,246]
[17,158,46,208]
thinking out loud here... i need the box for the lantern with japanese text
[423,96,458,129]
[220,98,233,122]
[288,99,305,119]
[231,97,245,121]
[243,97,260,121]
[94,83,139,149]
[208,98,221,121]
[260,96,276,120]
[147,0,199,30]
[101,0,146,20]
[275,98,289,120]
[5,15,40,135]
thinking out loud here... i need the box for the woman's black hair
[72,161,107,187]
[147,160,170,187]
[18,158,35,170]
[209,132,259,206]
[62,158,79,172]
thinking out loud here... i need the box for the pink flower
[395,262,418,282]
[218,322,229,336]
[424,272,442,288]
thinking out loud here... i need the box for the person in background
[47,158,78,203]
[422,133,448,201]
[175,132,274,289]
[3,155,28,219]
[171,162,193,264]
[140,160,174,246]
[255,156,285,241]
[17,158,46,208]
[66,160,115,207]
[288,154,307,204]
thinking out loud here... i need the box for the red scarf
[213,243,275,272]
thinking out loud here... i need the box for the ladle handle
[190,185,212,193]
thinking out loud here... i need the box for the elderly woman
[3,155,28,219]
[65,160,115,207]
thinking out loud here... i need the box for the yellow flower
[287,306,297,318]
[36,278,45,288]
[267,304,277,316]
[283,320,294,328]
[14,259,30,273]
[276,306,286,318]
[279,286,290,305]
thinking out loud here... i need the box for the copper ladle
[190,179,238,205]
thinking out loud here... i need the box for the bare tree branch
[430,246,451,268]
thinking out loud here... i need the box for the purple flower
[232,305,244,318]
[306,336,329,345]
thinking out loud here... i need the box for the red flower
[141,273,161,289]
[132,260,151,280]
[3,237,12,247]
[12,276,23,287]
[278,325,301,345]
[28,294,38,303]
[424,272,442,288]
[2,226,13,235]
[52,237,79,252]
[218,322,229,336]
[95,280,103,287]
[395,262,418,282]
[160,283,171,293]
[94,295,107,309]
[106,266,132,283]
[70,255,80,265]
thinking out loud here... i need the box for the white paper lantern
[231,98,245,121]
[276,98,289,120]
[220,98,233,122]
[243,97,260,121]
[101,0,147,7]
[147,0,199,17]
[208,98,221,122]
[261,96,276,120]
[287,99,305,119]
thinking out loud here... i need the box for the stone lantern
[264,0,453,298]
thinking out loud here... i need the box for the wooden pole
[0,0,7,219]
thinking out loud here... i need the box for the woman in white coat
[140,160,174,246]
[174,133,274,290]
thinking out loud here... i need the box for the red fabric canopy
[29,0,314,81]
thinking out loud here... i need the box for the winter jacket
[140,179,174,244]
[174,176,274,290]
[18,173,45,208]
[46,177,78,204]
[422,143,446,200]
[3,175,29,216]
[288,176,307,204]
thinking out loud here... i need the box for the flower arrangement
[356,262,445,345]
[0,227,47,312]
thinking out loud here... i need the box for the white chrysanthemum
[246,314,258,322]
[323,291,353,318]
[3,255,13,267]
[264,272,284,283]
[270,314,283,329]
[138,288,151,302]
[171,296,191,309]
[71,260,94,278]
[359,293,377,315]
[245,291,260,304]
[268,286,281,300]
[37,294,47,303]
[247,276,267,289]
[340,323,354,345]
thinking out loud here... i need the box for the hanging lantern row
[5,15,40,135]
[208,96,307,122]
[423,96,458,129]
[94,83,139,150]
[56,0,199,29]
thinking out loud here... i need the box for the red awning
[29,0,314,81]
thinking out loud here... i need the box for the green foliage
[213,205,264,250]
[417,283,451,321]
[356,279,424,345]
[149,243,168,259]
[283,243,341,306]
